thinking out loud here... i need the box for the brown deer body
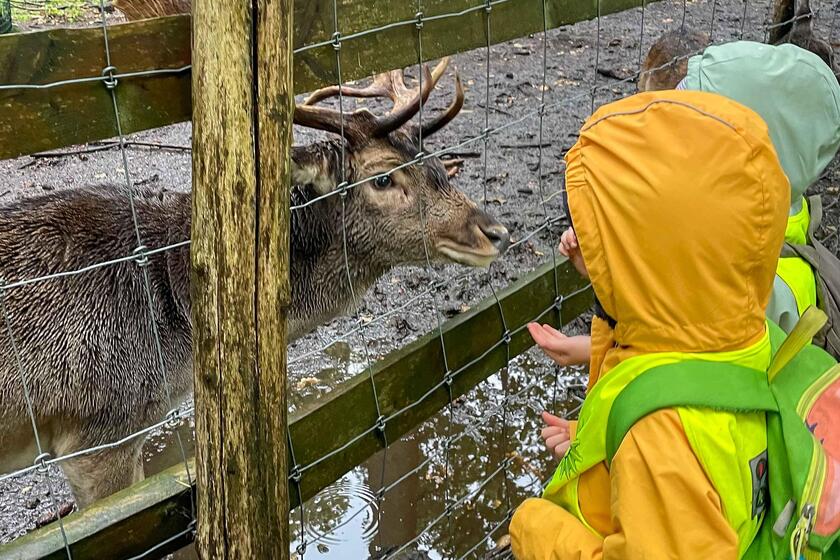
[0,60,510,508]
[770,0,835,74]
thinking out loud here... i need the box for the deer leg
[61,440,145,509]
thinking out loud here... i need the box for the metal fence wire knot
[337,180,349,198]
[33,453,51,474]
[101,66,118,90]
[132,245,150,268]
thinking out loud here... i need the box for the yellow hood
[567,90,789,360]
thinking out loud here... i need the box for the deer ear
[291,145,339,196]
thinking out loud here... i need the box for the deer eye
[373,175,392,189]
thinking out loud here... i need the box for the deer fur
[769,0,836,76]
[637,29,710,92]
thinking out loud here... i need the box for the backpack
[783,194,840,360]
[605,308,840,559]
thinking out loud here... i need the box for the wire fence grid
[0,0,837,559]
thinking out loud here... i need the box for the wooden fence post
[191,0,292,557]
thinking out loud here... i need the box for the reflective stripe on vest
[542,329,772,556]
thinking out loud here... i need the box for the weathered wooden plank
[0,0,654,160]
[0,15,191,160]
[292,0,650,93]
[0,258,592,559]
[190,0,293,556]
[0,461,195,560]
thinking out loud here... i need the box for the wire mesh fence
[0,0,837,559]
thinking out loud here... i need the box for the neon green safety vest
[542,329,774,557]
[778,197,818,316]
[604,312,840,559]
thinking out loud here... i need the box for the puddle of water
[289,340,369,413]
[143,414,196,479]
[145,348,585,559]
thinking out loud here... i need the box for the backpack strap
[605,361,778,465]
[768,306,828,380]
[605,314,827,464]
[807,194,823,242]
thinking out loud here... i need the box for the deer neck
[288,144,390,340]
[145,181,386,343]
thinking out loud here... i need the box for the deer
[0,58,511,511]
[638,0,837,92]
[637,28,710,93]
[769,0,835,73]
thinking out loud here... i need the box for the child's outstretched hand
[540,411,571,459]
[559,227,588,278]
[527,322,591,366]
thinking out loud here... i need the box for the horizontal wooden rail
[0,0,654,160]
[0,258,592,559]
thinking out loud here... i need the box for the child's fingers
[560,228,578,248]
[558,243,571,258]
[542,324,567,338]
[545,433,569,451]
[536,324,569,348]
[527,322,553,348]
[554,439,572,459]
[540,425,567,441]
[541,410,568,428]
[530,324,576,365]
[561,227,574,242]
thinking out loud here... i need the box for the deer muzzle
[435,209,510,268]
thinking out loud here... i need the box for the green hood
[683,41,840,214]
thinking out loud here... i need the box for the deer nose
[481,223,511,254]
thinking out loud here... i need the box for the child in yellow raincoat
[529,40,840,373]
[527,38,840,465]
[510,87,791,557]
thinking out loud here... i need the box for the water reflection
[145,348,585,559]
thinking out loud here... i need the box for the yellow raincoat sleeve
[510,410,739,560]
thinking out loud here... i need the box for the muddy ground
[0,0,838,556]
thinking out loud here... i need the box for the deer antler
[295,58,458,142]
[304,57,450,108]
[420,73,464,137]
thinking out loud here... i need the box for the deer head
[291,58,510,271]
[772,0,836,77]
[638,29,709,92]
